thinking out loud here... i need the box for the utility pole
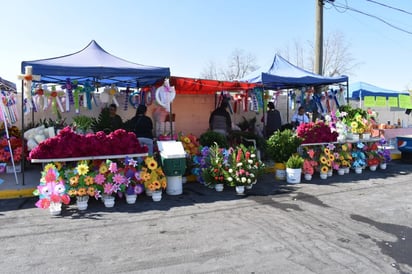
[314,0,323,76]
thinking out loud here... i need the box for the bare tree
[200,49,258,80]
[280,30,360,77]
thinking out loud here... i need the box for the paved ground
[0,161,411,273]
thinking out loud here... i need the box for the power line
[331,1,412,35]
[365,0,412,16]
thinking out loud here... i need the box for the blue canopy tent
[18,40,171,185]
[241,54,348,89]
[0,77,16,92]
[21,40,170,87]
[348,81,409,99]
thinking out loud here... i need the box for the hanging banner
[399,94,412,109]
[375,96,387,107]
[363,96,375,107]
[388,97,398,107]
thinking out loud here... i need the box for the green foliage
[229,131,267,152]
[91,107,112,133]
[199,131,229,148]
[285,154,304,169]
[339,105,367,120]
[37,117,68,130]
[266,129,302,163]
[72,115,94,132]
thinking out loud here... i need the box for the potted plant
[266,129,302,180]
[199,131,229,148]
[223,144,265,194]
[200,142,229,191]
[285,154,304,184]
[33,165,71,215]
[138,156,167,202]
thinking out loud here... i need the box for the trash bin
[157,141,187,195]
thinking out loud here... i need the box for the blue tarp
[21,40,170,87]
[241,54,348,89]
[348,81,409,99]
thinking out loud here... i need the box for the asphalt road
[0,161,411,274]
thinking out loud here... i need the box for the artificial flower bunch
[29,127,146,159]
[223,144,265,187]
[351,142,367,169]
[191,146,210,184]
[377,139,391,163]
[178,132,201,176]
[123,157,144,196]
[318,146,334,174]
[0,135,23,163]
[64,160,98,198]
[138,156,167,192]
[179,132,200,157]
[296,121,338,144]
[0,124,24,164]
[334,143,352,168]
[301,148,318,175]
[200,142,230,188]
[34,165,71,209]
[365,142,381,167]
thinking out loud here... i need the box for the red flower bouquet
[297,121,338,144]
[29,127,147,159]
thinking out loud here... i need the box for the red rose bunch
[29,127,147,159]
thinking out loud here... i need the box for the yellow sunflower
[76,163,89,176]
[147,160,157,170]
[153,180,161,189]
[321,166,329,173]
[142,172,151,181]
[351,121,358,129]
[147,183,156,191]
[68,189,77,196]
[70,175,79,186]
[324,148,331,155]
[86,187,95,196]
[84,176,94,186]
[99,163,108,174]
[160,178,167,189]
[183,137,191,144]
[328,154,335,161]
[77,187,87,196]
[54,162,63,170]
[320,156,327,164]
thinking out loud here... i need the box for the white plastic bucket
[286,168,302,184]
[166,176,183,195]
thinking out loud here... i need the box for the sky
[1,0,412,91]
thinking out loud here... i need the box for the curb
[0,188,36,200]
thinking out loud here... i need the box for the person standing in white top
[292,106,310,127]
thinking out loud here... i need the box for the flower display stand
[76,196,89,211]
[215,184,224,192]
[152,191,162,202]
